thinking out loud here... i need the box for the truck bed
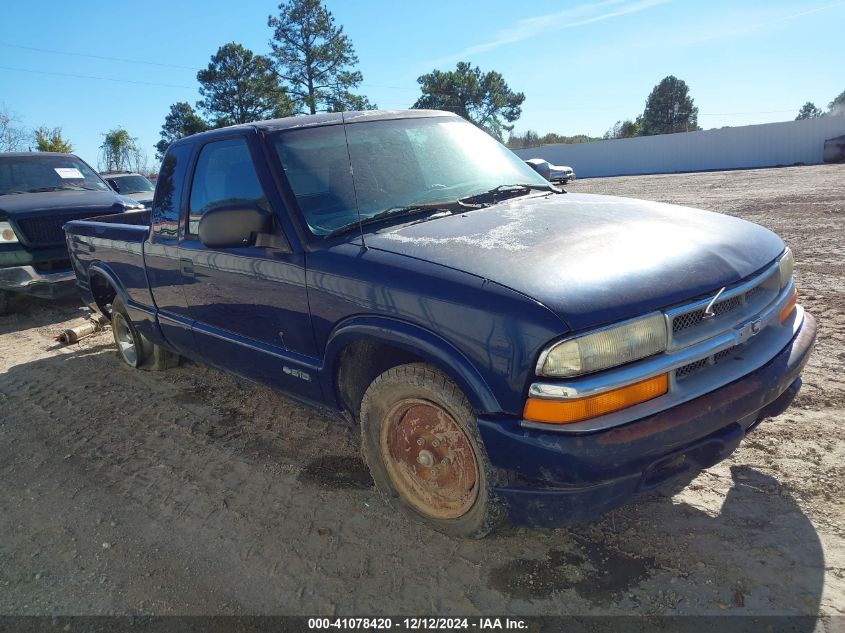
[63,209,150,237]
[63,210,154,313]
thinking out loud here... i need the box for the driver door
[177,134,321,401]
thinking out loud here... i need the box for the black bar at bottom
[0,615,838,633]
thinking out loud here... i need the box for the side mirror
[198,205,271,249]
[525,159,552,181]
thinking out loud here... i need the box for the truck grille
[674,357,708,380]
[15,210,117,246]
[672,295,743,333]
[667,265,780,349]
[675,344,744,382]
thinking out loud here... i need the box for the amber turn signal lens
[524,374,669,424]
[780,288,797,323]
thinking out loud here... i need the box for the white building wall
[513,115,845,178]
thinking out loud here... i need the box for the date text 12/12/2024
[307,618,528,630]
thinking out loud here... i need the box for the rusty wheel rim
[380,398,479,520]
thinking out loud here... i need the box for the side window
[187,137,268,235]
[152,144,192,238]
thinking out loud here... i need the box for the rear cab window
[152,144,192,239]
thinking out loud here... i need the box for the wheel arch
[87,262,127,318]
[323,316,502,419]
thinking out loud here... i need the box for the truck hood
[366,193,785,331]
[0,190,133,215]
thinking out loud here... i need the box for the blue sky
[2,0,843,168]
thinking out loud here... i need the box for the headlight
[778,247,794,289]
[116,195,144,210]
[0,220,19,243]
[537,312,667,377]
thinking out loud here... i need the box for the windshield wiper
[25,186,67,193]
[60,185,105,192]
[458,182,562,205]
[22,185,103,193]
[325,200,478,239]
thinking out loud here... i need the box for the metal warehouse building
[514,115,845,179]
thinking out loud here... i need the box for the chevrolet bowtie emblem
[702,287,727,319]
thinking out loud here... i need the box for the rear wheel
[360,363,500,538]
[111,297,179,370]
[112,307,141,367]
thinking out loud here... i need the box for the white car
[101,172,155,208]
[524,158,575,184]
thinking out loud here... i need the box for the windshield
[271,116,549,236]
[0,154,110,196]
[108,174,154,194]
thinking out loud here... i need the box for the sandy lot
[0,164,843,622]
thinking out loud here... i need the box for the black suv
[0,152,142,313]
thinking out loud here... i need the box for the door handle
[179,258,194,277]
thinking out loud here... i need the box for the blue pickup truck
[64,110,815,537]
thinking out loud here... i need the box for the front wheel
[360,363,501,538]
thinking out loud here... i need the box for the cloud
[425,0,670,66]
[677,0,845,45]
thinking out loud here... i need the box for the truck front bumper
[477,311,817,527]
[0,244,76,298]
[0,265,76,298]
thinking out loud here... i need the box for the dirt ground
[0,164,843,622]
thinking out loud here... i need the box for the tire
[360,363,501,538]
[111,296,179,371]
[0,291,10,316]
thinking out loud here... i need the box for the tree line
[510,81,845,149]
[3,0,845,163]
[0,108,74,153]
[795,91,845,120]
[155,0,530,157]
[0,107,149,173]
[155,0,375,159]
[512,75,703,148]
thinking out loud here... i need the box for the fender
[88,261,130,313]
[322,315,502,414]
[87,262,167,347]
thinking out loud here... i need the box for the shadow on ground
[0,294,87,334]
[487,465,823,618]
